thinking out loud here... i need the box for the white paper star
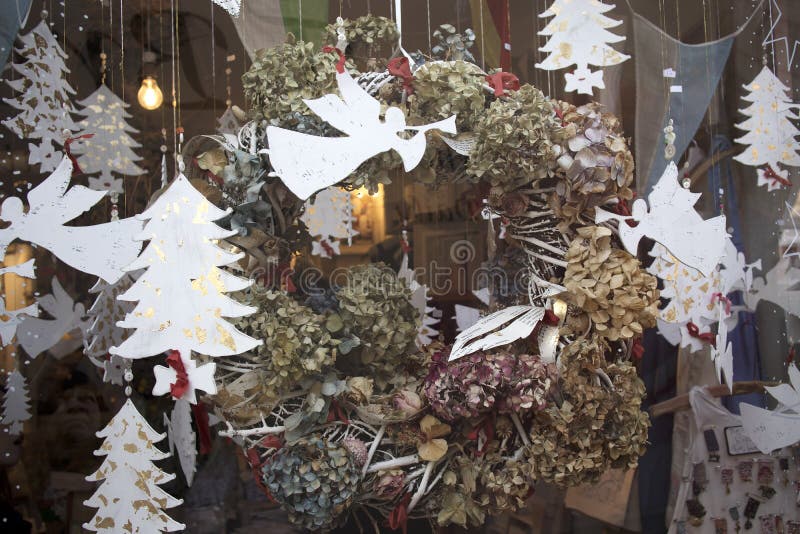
[783,201,800,258]
[564,67,606,95]
[757,166,790,192]
[153,356,217,405]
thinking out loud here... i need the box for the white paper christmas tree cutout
[2,369,31,436]
[73,85,145,194]
[267,62,457,200]
[301,187,356,258]
[2,20,80,173]
[17,276,90,358]
[0,156,142,283]
[110,174,262,404]
[712,302,734,391]
[398,253,439,347]
[84,275,135,385]
[734,65,800,190]
[741,364,800,454]
[164,398,197,486]
[535,0,630,95]
[84,398,185,532]
[596,162,726,276]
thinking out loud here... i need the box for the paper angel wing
[38,277,75,319]
[450,305,544,361]
[302,70,382,135]
[26,157,107,223]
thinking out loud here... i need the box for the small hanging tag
[704,429,721,462]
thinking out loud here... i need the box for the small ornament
[787,520,800,534]
[757,459,775,485]
[779,457,790,486]
[760,514,777,534]
[705,429,721,462]
[731,506,742,533]
[744,496,762,530]
[759,485,776,500]
[739,460,754,482]
[722,466,734,494]
[693,462,709,495]
[664,119,677,159]
[687,498,707,526]
[714,517,729,534]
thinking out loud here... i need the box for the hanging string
[119,0,125,103]
[170,0,178,175]
[478,0,485,70]
[211,2,216,123]
[426,0,432,56]
[299,0,303,41]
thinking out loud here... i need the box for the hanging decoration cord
[119,0,124,102]
[479,0,485,70]
[299,0,303,42]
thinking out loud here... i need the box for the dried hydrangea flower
[424,350,555,420]
[262,435,360,531]
[478,454,531,513]
[550,101,635,229]
[563,226,660,341]
[373,469,406,500]
[525,342,650,487]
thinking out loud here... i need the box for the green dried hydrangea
[410,60,487,132]
[262,435,360,531]
[332,263,420,389]
[242,35,354,128]
[325,15,399,68]
[478,454,530,513]
[467,84,563,190]
[524,338,650,487]
[236,290,337,399]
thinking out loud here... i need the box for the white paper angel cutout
[535,0,630,95]
[745,258,800,318]
[110,174,261,395]
[84,398,184,532]
[17,277,89,358]
[712,304,734,391]
[718,239,761,294]
[153,354,217,405]
[734,65,800,185]
[596,162,726,276]
[0,157,142,283]
[0,258,36,279]
[740,365,800,454]
[450,305,544,361]
[398,254,440,348]
[164,399,197,486]
[454,304,481,333]
[0,297,38,347]
[2,369,31,436]
[267,65,457,200]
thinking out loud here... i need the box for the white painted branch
[366,454,420,473]
[362,425,386,477]
[508,234,565,256]
[510,412,531,447]
[218,420,285,438]
[407,461,435,512]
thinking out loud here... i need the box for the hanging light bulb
[138,76,163,110]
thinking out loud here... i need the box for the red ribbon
[542,309,560,326]
[466,416,495,456]
[166,350,190,400]
[322,45,346,74]
[686,322,716,348]
[320,239,336,258]
[388,57,414,94]
[711,292,732,315]
[388,493,411,534]
[763,164,792,188]
[64,133,94,175]
[632,338,645,360]
[325,399,350,425]
[788,346,796,365]
[246,448,278,503]
[485,72,520,97]
[191,402,212,455]
[400,238,411,254]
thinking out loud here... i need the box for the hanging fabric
[628,0,764,193]
[0,0,31,70]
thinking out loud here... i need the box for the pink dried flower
[392,389,423,416]
[373,469,406,499]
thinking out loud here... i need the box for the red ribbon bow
[166,350,190,400]
[388,57,414,94]
[542,309,560,326]
[320,239,336,258]
[64,133,94,175]
[191,402,213,455]
[388,493,412,534]
[632,337,645,360]
[711,292,732,315]
[485,72,520,97]
[325,398,350,425]
[322,45,346,74]
[686,322,716,348]
[466,416,495,456]
[763,164,792,188]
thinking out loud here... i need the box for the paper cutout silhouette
[398,253,440,348]
[740,365,800,454]
[712,304,734,390]
[734,65,800,188]
[164,399,197,486]
[450,305,544,361]
[535,0,630,95]
[17,277,89,358]
[745,258,800,318]
[84,399,184,532]
[0,296,38,347]
[153,357,217,406]
[596,162,726,276]
[267,66,457,200]
[0,157,142,283]
[0,259,36,279]
[301,187,356,258]
[2,369,31,436]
